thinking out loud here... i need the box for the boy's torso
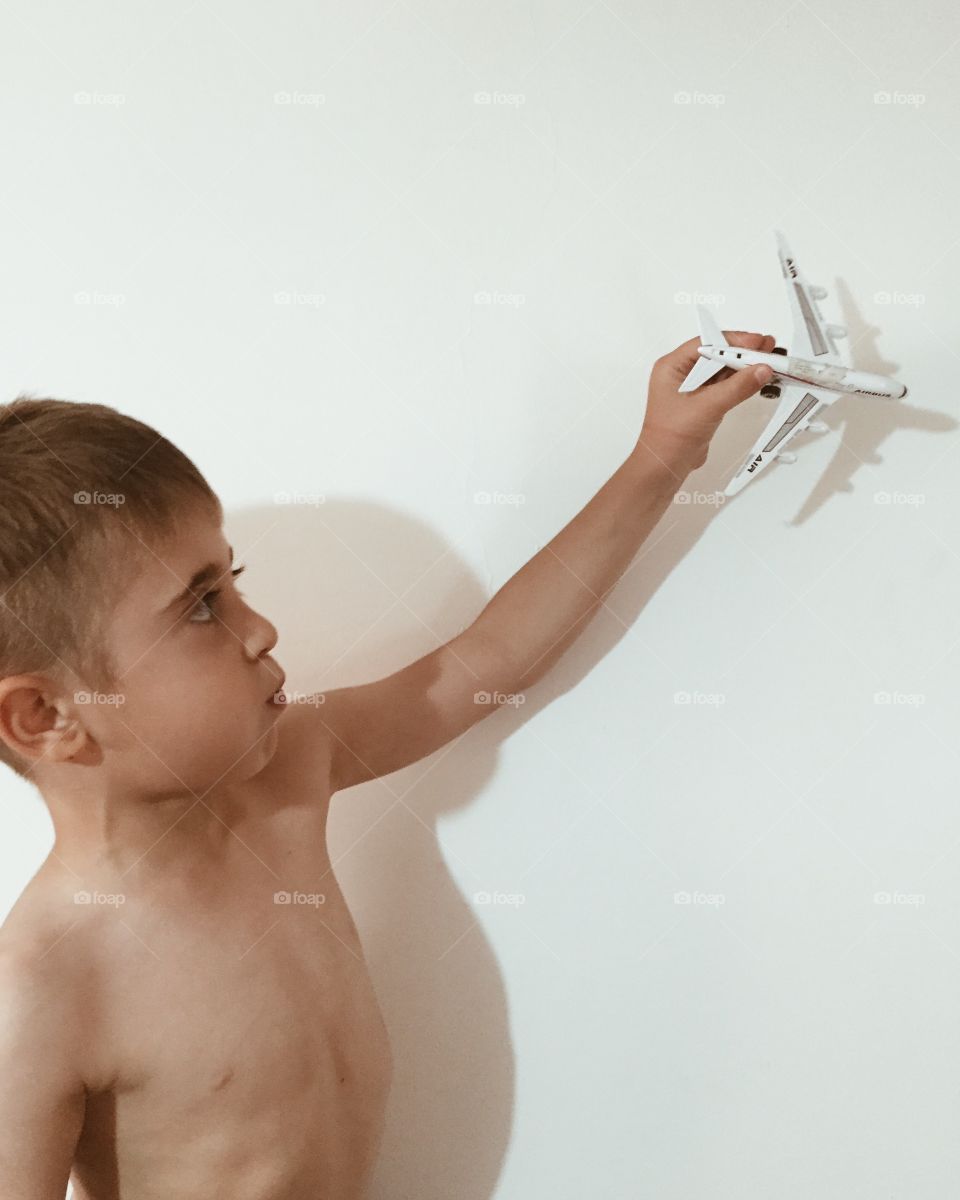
[4,705,394,1200]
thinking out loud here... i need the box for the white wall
[2,1,959,1196]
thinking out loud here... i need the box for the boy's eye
[188,564,246,624]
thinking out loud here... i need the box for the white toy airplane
[679,229,908,496]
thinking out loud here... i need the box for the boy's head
[0,395,286,803]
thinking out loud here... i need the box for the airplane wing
[724,385,835,496]
[775,229,842,363]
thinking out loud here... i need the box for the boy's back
[0,705,394,1200]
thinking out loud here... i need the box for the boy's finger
[726,332,777,354]
[661,331,774,378]
[705,361,774,416]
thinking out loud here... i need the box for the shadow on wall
[222,349,954,1194]
[224,473,749,1199]
[226,498,515,1200]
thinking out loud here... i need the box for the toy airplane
[679,230,908,496]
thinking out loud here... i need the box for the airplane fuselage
[697,345,907,399]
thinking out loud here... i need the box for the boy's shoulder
[0,860,96,977]
[0,871,89,1040]
[0,863,125,1091]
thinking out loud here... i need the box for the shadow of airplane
[714,277,955,525]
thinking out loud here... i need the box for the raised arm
[315,626,517,793]
[306,332,774,794]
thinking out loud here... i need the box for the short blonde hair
[0,394,222,782]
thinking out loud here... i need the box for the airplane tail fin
[678,305,729,393]
[696,304,728,349]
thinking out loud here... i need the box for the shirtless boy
[0,333,775,1199]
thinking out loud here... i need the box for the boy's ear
[0,676,100,767]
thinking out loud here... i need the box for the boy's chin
[232,721,281,777]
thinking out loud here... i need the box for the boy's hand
[637,331,777,475]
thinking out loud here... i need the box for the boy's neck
[41,773,248,882]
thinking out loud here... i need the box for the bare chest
[74,818,393,1199]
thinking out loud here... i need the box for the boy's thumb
[715,363,774,413]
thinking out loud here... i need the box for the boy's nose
[242,607,279,662]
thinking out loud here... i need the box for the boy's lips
[267,673,287,705]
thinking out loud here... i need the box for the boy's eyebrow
[160,545,234,615]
